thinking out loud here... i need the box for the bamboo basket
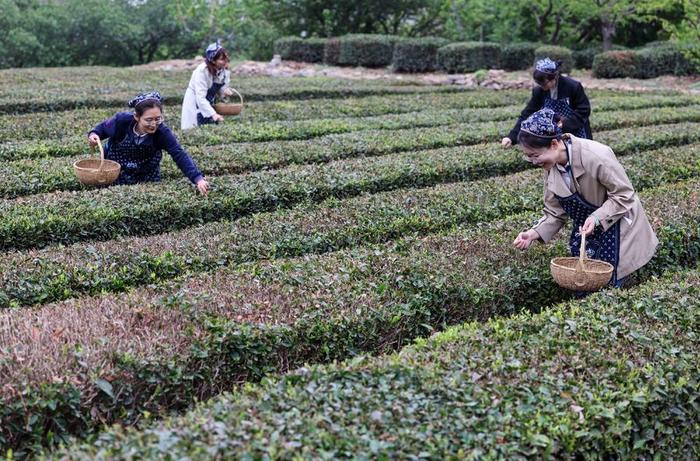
[73,138,121,186]
[213,88,244,115]
[550,232,614,292]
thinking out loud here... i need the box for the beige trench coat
[531,134,658,279]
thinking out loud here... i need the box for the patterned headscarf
[205,41,223,62]
[128,91,162,108]
[535,57,558,74]
[521,108,562,138]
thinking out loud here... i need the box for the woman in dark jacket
[501,58,592,148]
[87,92,209,194]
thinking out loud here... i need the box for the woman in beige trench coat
[513,108,658,286]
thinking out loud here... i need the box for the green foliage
[337,34,399,67]
[436,41,501,73]
[593,42,696,78]
[391,37,449,72]
[273,36,327,63]
[534,45,574,73]
[323,37,341,65]
[42,244,700,459]
[500,42,540,71]
[592,50,639,78]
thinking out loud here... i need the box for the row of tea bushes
[0,69,464,115]
[45,265,700,460]
[2,111,700,200]
[5,89,688,146]
[4,176,700,457]
[0,89,539,145]
[2,99,699,167]
[2,139,699,309]
[2,119,700,250]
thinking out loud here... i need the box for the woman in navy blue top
[502,58,592,149]
[87,92,209,195]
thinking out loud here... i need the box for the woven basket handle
[90,137,106,171]
[224,87,244,105]
[574,231,587,286]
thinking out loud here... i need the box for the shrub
[392,37,449,72]
[337,34,398,67]
[534,45,574,73]
[500,42,539,71]
[273,36,326,63]
[635,42,696,78]
[436,42,501,73]
[592,50,638,78]
[323,37,341,65]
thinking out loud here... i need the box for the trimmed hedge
[2,91,695,146]
[592,50,638,78]
[323,37,341,65]
[534,45,574,74]
[0,68,467,115]
[391,37,449,72]
[634,42,696,78]
[593,43,697,79]
[3,105,700,200]
[273,36,327,63]
[436,41,501,73]
[15,176,700,459]
[337,34,399,68]
[46,266,700,460]
[500,42,539,71]
[1,137,699,310]
[1,114,700,254]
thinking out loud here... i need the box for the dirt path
[138,57,700,94]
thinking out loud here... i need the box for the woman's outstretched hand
[88,133,100,147]
[513,229,539,250]
[196,178,209,196]
[501,137,512,148]
[222,87,234,97]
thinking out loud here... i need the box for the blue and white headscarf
[535,57,558,74]
[521,108,562,138]
[128,91,162,108]
[205,41,223,62]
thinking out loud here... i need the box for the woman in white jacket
[181,41,234,130]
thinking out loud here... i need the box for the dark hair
[533,60,561,85]
[518,113,565,149]
[205,47,230,75]
[133,99,163,116]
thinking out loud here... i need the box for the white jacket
[181,62,230,130]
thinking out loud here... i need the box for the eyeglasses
[141,116,164,126]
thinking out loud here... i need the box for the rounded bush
[392,37,449,73]
[635,42,696,78]
[436,42,501,73]
[324,38,341,65]
[337,34,399,68]
[534,45,574,73]
[273,36,326,63]
[500,42,539,71]
[592,51,638,78]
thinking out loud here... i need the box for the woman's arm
[531,177,568,243]
[158,126,204,184]
[562,81,591,134]
[507,88,544,143]
[589,149,636,232]
[88,115,118,140]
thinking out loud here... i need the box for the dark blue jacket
[508,75,592,144]
[89,112,203,184]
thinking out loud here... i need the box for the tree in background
[643,0,700,66]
